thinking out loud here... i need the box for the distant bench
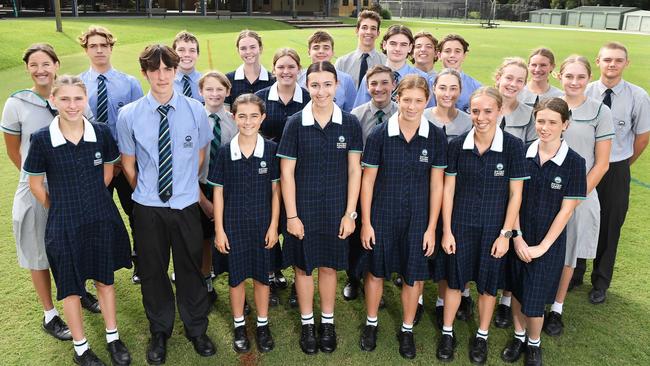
[215,10,232,19]
[150,8,167,18]
[480,20,500,28]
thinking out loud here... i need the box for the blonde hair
[52,74,87,96]
[559,54,591,77]
[395,74,430,101]
[494,57,528,84]
[272,48,301,69]
[470,86,502,109]
[198,71,231,90]
[78,26,116,49]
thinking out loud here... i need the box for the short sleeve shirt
[255,82,311,143]
[500,102,536,143]
[225,64,275,107]
[424,108,473,142]
[563,97,615,171]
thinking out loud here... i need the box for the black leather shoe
[469,337,488,365]
[589,287,607,304]
[74,349,106,366]
[436,333,457,362]
[397,331,416,359]
[359,325,377,352]
[525,345,542,366]
[146,333,167,365]
[343,279,361,300]
[501,338,526,363]
[107,339,131,366]
[568,277,583,291]
[299,324,318,355]
[543,311,563,337]
[273,270,288,289]
[319,323,337,353]
[81,293,101,314]
[255,325,274,352]
[244,299,251,316]
[269,285,280,307]
[393,276,403,288]
[413,303,424,326]
[495,304,512,328]
[233,325,250,353]
[435,305,444,330]
[456,295,474,321]
[188,333,216,357]
[43,315,72,341]
[288,283,298,308]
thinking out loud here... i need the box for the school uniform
[518,85,563,108]
[23,118,131,300]
[354,63,435,108]
[298,68,358,112]
[225,64,275,107]
[507,140,586,317]
[1,90,93,270]
[443,128,529,296]
[423,107,473,143]
[207,134,281,286]
[351,100,398,146]
[580,80,650,290]
[499,102,536,143]
[276,102,363,274]
[358,114,447,286]
[562,98,614,267]
[255,82,310,143]
[453,72,482,113]
[335,49,387,88]
[116,91,212,338]
[174,69,204,103]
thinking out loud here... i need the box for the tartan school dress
[256,83,311,143]
[208,134,281,287]
[22,118,131,300]
[358,114,447,286]
[276,102,363,274]
[508,140,586,317]
[442,128,529,296]
[225,64,275,107]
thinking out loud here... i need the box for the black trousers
[134,203,209,338]
[574,160,630,290]
[108,172,137,257]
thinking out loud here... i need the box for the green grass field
[0,17,649,365]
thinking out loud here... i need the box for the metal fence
[378,0,540,21]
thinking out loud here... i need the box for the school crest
[419,149,429,163]
[551,176,563,190]
[93,151,103,166]
[337,135,347,149]
[259,160,268,175]
[183,135,193,148]
[494,163,505,177]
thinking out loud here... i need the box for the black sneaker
[233,325,250,353]
[342,279,360,301]
[73,349,105,366]
[413,303,425,326]
[456,295,474,321]
[288,283,298,308]
[299,324,318,355]
[80,293,101,314]
[525,345,542,366]
[435,305,444,330]
[494,304,512,328]
[436,333,457,362]
[397,331,416,359]
[501,337,526,363]
[359,325,377,352]
[106,339,131,366]
[468,337,488,365]
[319,323,337,353]
[43,315,72,341]
[273,270,288,289]
[543,311,563,337]
[255,325,274,352]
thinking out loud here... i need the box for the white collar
[462,127,503,152]
[526,139,569,166]
[301,101,343,126]
[267,82,303,103]
[230,133,265,160]
[234,64,270,81]
[49,116,97,147]
[387,113,430,138]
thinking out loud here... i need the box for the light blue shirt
[117,91,212,209]
[298,68,358,112]
[455,72,482,113]
[174,69,204,103]
[354,63,435,108]
[79,67,143,140]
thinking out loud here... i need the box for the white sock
[476,328,489,340]
[528,337,541,347]
[514,329,526,343]
[461,288,470,297]
[44,308,59,324]
[500,296,512,307]
[442,325,453,337]
[234,316,245,328]
[418,294,424,305]
[301,313,314,325]
[401,322,413,333]
[105,328,119,343]
[73,338,89,356]
[257,316,268,327]
[321,312,334,324]
[366,315,378,327]
[551,301,563,314]
[436,297,444,307]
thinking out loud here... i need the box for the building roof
[568,6,637,14]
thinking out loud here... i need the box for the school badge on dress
[93,151,103,166]
[419,148,429,163]
[259,160,268,175]
[494,163,504,176]
[551,176,563,190]
[337,135,347,149]
[183,135,193,148]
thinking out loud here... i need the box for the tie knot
[361,53,369,60]
[209,113,220,122]
[157,104,171,116]
[605,88,613,95]
[183,74,191,82]
[97,74,106,81]
[375,110,385,118]
[393,71,401,81]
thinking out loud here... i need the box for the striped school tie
[157,105,173,202]
[209,113,221,164]
[391,71,401,101]
[96,74,108,124]
[182,74,193,98]
[375,110,385,125]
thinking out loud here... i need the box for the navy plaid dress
[358,116,447,286]
[225,69,275,107]
[255,86,310,143]
[277,105,363,275]
[507,141,586,317]
[207,137,281,287]
[23,121,131,300]
[442,129,529,296]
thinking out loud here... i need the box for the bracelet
[287,215,298,220]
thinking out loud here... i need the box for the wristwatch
[347,211,358,220]
[500,229,513,239]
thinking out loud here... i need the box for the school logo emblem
[95,152,101,159]
[337,135,347,149]
[551,176,563,190]
[183,135,193,148]
[494,163,505,177]
[260,161,267,168]
[258,160,268,175]
[93,151,103,166]
[422,149,428,156]
[419,149,429,163]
